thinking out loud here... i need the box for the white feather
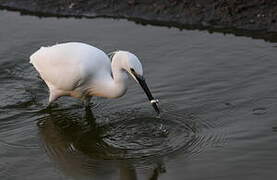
[29,42,144,104]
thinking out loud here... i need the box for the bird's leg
[37,100,55,113]
[85,106,97,125]
[45,101,58,110]
[83,96,92,109]
[46,101,53,109]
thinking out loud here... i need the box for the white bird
[30,42,159,114]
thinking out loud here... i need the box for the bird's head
[112,51,160,115]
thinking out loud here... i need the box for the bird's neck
[89,59,128,98]
[113,68,129,97]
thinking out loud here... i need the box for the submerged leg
[39,92,58,112]
[46,95,58,109]
[83,103,97,127]
[83,96,92,109]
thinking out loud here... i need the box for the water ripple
[36,103,224,174]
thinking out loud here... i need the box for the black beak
[131,69,160,114]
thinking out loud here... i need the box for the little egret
[30,42,159,114]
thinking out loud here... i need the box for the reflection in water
[38,108,167,180]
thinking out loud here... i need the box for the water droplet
[158,124,169,137]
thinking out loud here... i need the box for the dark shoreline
[1,0,277,42]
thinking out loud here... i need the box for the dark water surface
[1,10,277,180]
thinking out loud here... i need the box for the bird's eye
[130,68,135,72]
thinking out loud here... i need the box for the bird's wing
[30,46,86,91]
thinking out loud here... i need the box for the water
[1,10,277,180]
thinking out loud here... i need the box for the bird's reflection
[38,107,165,180]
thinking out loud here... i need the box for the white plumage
[30,42,159,113]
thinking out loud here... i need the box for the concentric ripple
[36,103,223,173]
